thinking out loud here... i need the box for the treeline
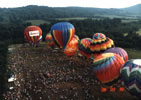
[1,5,141,23]
[0,41,8,99]
[0,18,141,99]
[69,18,141,48]
[0,23,31,99]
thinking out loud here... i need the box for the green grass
[125,48,141,59]
[123,33,128,36]
[123,28,141,36]
[121,19,139,23]
[98,15,125,19]
[136,28,141,36]
[56,17,102,21]
[56,16,139,23]
[25,20,50,25]
[55,17,88,21]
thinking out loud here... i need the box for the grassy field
[136,28,141,36]
[56,17,102,21]
[121,19,139,23]
[51,16,139,23]
[25,20,50,25]
[125,48,141,59]
[123,28,141,36]
[55,17,89,21]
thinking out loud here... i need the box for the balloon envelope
[90,35,114,57]
[93,33,106,39]
[93,53,125,84]
[64,36,78,56]
[104,47,128,62]
[46,33,56,47]
[78,38,92,59]
[74,35,80,41]
[120,59,141,98]
[24,26,42,47]
[51,22,75,49]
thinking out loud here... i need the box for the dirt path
[3,43,135,100]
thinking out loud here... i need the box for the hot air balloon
[93,33,106,39]
[64,35,78,56]
[45,33,56,48]
[24,26,42,47]
[120,59,141,98]
[74,35,80,41]
[50,22,75,49]
[90,33,114,58]
[104,47,128,62]
[78,38,92,59]
[93,53,125,84]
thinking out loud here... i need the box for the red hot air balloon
[104,47,128,62]
[78,38,92,59]
[24,26,42,47]
[93,53,125,84]
[51,22,75,49]
[64,35,78,56]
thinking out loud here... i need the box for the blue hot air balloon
[50,22,75,49]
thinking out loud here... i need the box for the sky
[0,0,141,8]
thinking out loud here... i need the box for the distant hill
[0,4,141,23]
[122,4,141,15]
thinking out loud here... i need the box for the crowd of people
[3,44,132,100]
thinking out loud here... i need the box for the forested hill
[0,4,141,23]
[0,6,121,22]
[122,4,141,15]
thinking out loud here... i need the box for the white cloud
[0,0,141,8]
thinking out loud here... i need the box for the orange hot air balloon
[64,35,78,56]
[78,38,92,59]
[24,26,42,47]
[93,53,125,84]
[74,35,80,41]
[45,33,56,47]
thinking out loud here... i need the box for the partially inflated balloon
[90,33,114,57]
[45,33,56,47]
[93,53,125,84]
[78,38,92,59]
[120,59,141,98]
[64,35,78,56]
[24,26,42,47]
[104,47,128,62]
[93,33,106,39]
[74,35,80,41]
[51,22,75,49]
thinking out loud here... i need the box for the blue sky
[0,0,141,8]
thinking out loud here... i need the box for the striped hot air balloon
[24,26,42,47]
[74,35,80,41]
[93,33,106,39]
[50,22,75,49]
[104,47,128,62]
[78,38,92,59]
[64,35,79,56]
[90,33,114,58]
[45,33,56,47]
[93,53,125,84]
[120,59,141,98]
